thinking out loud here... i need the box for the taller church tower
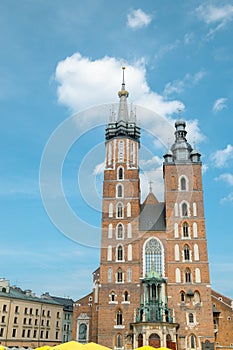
[98,68,142,347]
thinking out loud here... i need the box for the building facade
[41,293,74,343]
[73,72,233,350]
[0,279,63,348]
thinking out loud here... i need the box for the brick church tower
[73,70,216,350]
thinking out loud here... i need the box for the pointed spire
[117,67,129,122]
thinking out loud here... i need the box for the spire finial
[118,66,129,98]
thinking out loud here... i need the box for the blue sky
[1,0,233,300]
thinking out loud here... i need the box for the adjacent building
[73,71,233,350]
[0,278,63,348]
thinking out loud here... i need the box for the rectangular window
[23,318,27,325]
[35,309,39,316]
[30,308,33,315]
[15,306,19,314]
[57,312,60,318]
[33,330,37,338]
[14,317,18,324]
[56,331,59,340]
[47,310,50,317]
[0,328,4,337]
[42,309,45,316]
[46,320,50,327]
[35,319,38,326]
[46,330,49,339]
[1,316,5,323]
[40,330,43,339]
[12,329,16,338]
[24,307,28,315]
[22,329,25,338]
[2,305,7,312]
[27,329,31,338]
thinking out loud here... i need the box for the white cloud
[154,40,180,60]
[212,98,228,113]
[93,162,105,175]
[163,70,206,97]
[196,4,233,39]
[215,173,233,186]
[211,144,233,168]
[220,192,233,204]
[54,52,205,147]
[127,9,152,29]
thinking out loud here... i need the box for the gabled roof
[140,193,166,231]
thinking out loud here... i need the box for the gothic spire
[117,66,129,122]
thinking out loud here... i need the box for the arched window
[108,142,112,166]
[174,203,178,216]
[193,222,198,238]
[181,202,188,217]
[182,222,189,237]
[117,245,123,261]
[189,313,194,323]
[180,176,188,191]
[118,140,124,162]
[116,203,123,218]
[108,224,112,239]
[126,202,131,217]
[144,238,163,277]
[130,142,135,165]
[194,291,201,304]
[175,244,180,261]
[190,334,196,349]
[138,334,143,348]
[109,203,113,217]
[124,291,129,302]
[78,323,87,342]
[127,268,132,283]
[180,291,185,302]
[195,268,201,283]
[117,268,123,283]
[194,244,199,260]
[184,245,190,261]
[127,223,132,238]
[174,223,179,238]
[176,268,181,283]
[118,167,124,180]
[108,268,112,282]
[117,334,122,348]
[127,244,132,261]
[117,184,123,198]
[193,202,197,216]
[116,223,123,239]
[116,309,122,325]
[107,246,112,261]
[185,268,191,283]
[110,291,116,302]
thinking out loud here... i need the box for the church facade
[73,72,233,350]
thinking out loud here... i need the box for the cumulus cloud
[127,9,152,29]
[220,192,233,204]
[215,173,233,186]
[163,70,206,97]
[196,4,233,39]
[211,144,233,168]
[54,52,205,146]
[213,98,228,113]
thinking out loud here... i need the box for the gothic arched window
[190,334,196,349]
[181,202,188,217]
[117,184,123,198]
[116,203,123,218]
[180,176,188,191]
[189,313,194,323]
[118,140,124,162]
[116,309,122,325]
[180,291,185,302]
[184,244,190,261]
[182,222,189,237]
[116,223,123,239]
[117,268,123,283]
[124,291,129,302]
[118,167,124,180]
[144,238,163,277]
[117,334,122,348]
[117,245,123,261]
[185,268,192,283]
